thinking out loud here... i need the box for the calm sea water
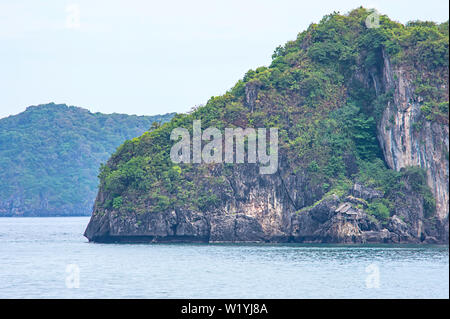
[0,217,448,299]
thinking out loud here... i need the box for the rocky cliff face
[85,160,448,244]
[377,49,449,220]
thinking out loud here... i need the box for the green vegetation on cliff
[0,103,174,216]
[96,8,448,222]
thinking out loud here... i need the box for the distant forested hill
[0,103,175,216]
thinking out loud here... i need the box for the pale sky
[0,0,448,119]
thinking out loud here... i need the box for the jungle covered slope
[0,103,174,216]
[86,8,449,243]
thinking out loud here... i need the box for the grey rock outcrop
[352,183,383,201]
[85,175,445,243]
[377,49,449,220]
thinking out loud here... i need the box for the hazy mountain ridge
[0,103,175,216]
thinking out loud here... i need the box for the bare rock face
[85,174,446,243]
[377,49,449,220]
[244,81,261,112]
[387,215,417,242]
[352,183,383,201]
[84,209,210,243]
